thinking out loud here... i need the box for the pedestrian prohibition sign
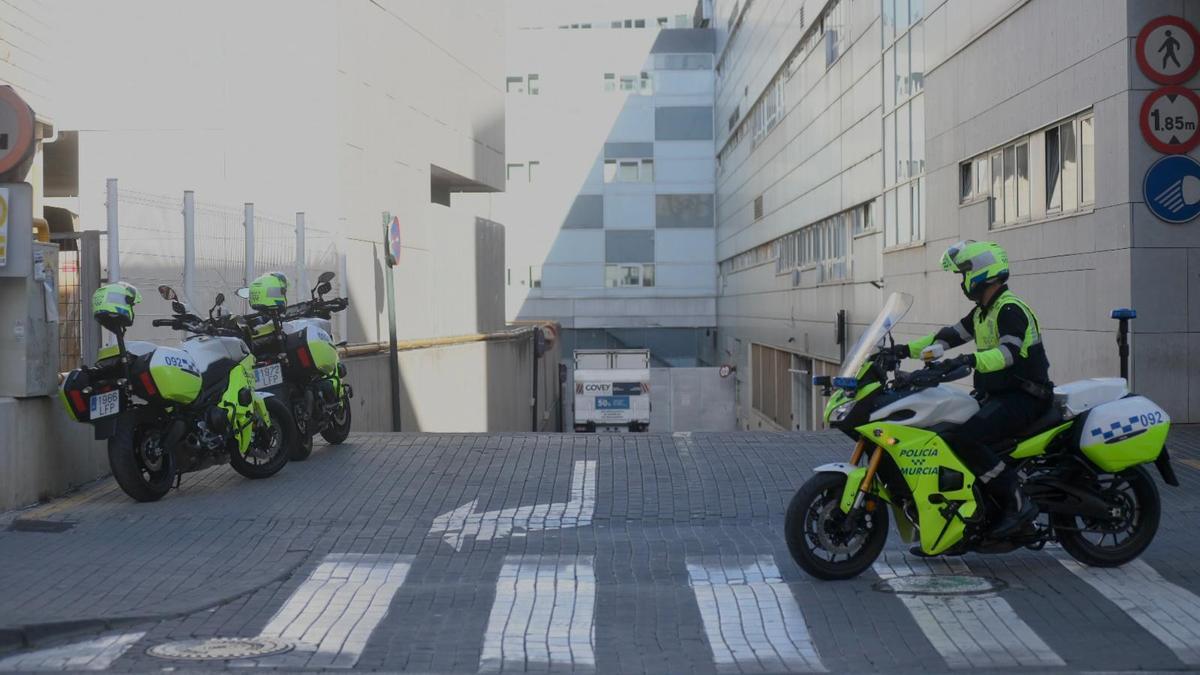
[1144,154,1200,224]
[1140,86,1200,154]
[1137,16,1200,85]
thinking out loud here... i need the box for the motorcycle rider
[897,240,1051,539]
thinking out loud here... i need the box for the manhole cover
[147,638,293,660]
[873,574,1005,596]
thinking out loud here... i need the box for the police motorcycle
[59,282,296,502]
[785,292,1179,580]
[233,272,352,461]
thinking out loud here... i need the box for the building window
[657,16,669,27]
[634,18,645,28]
[606,264,655,287]
[603,73,615,91]
[640,71,653,94]
[882,0,926,248]
[675,14,689,28]
[620,75,637,91]
[605,156,653,183]
[505,76,524,94]
[624,19,633,28]
[961,110,1095,227]
[506,163,523,181]
[527,161,539,182]
[773,205,855,282]
[611,20,621,28]
[529,266,542,288]
[753,195,764,220]
[527,74,540,95]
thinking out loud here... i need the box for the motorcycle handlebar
[151,318,176,327]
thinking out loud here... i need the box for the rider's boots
[989,474,1038,538]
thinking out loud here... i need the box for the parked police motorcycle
[785,292,1179,580]
[234,271,352,461]
[60,282,296,502]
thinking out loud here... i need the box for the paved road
[1,428,1199,673]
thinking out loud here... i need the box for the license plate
[89,390,120,419]
[595,396,630,410]
[253,363,284,389]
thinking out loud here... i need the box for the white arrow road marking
[874,555,1064,669]
[687,556,826,673]
[237,553,413,669]
[479,555,595,672]
[0,631,144,672]
[429,460,597,551]
[1056,556,1200,665]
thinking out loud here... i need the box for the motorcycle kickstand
[173,471,182,490]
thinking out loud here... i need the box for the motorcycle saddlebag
[1076,396,1170,473]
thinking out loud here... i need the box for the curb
[0,550,308,656]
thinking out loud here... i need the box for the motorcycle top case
[283,320,339,377]
[1077,395,1169,472]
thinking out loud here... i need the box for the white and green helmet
[248,272,289,311]
[941,240,1010,298]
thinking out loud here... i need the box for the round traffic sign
[1136,16,1200,85]
[1140,86,1200,153]
[0,86,36,180]
[386,216,401,266]
[1143,154,1200,224]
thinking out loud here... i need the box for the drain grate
[8,519,75,533]
[146,637,294,661]
[874,574,1005,596]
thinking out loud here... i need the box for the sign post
[383,212,402,432]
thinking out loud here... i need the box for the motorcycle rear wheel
[320,396,352,445]
[785,472,889,580]
[108,416,175,503]
[230,397,294,479]
[1051,466,1160,567]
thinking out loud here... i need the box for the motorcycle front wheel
[230,396,294,479]
[108,415,175,502]
[1051,465,1160,567]
[785,472,889,580]
[319,395,352,445]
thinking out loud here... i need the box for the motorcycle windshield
[837,292,914,381]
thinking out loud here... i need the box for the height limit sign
[1140,86,1200,154]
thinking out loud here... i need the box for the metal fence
[55,179,343,366]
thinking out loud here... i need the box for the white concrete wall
[42,0,505,346]
[0,397,108,512]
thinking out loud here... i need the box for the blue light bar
[832,377,858,390]
[1110,308,1137,320]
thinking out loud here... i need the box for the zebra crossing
[4,548,1200,672]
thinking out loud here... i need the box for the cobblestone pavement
[1,427,1199,673]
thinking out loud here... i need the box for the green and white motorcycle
[785,292,1179,580]
[234,271,352,460]
[60,283,296,502]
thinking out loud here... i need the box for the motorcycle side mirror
[214,292,225,306]
[318,271,336,284]
[235,287,250,300]
[316,281,332,297]
[171,300,187,315]
[158,285,178,301]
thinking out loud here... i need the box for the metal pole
[337,252,348,341]
[383,211,402,432]
[243,202,254,285]
[79,230,102,364]
[295,211,307,292]
[182,191,195,304]
[105,178,119,282]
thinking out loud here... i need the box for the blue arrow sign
[1144,154,1200,224]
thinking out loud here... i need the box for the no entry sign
[1137,16,1200,85]
[1140,86,1200,154]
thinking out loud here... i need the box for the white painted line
[874,555,1064,669]
[479,555,595,672]
[0,631,144,672]
[242,553,412,669]
[1056,556,1200,665]
[430,460,596,550]
[687,556,825,673]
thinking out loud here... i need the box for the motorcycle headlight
[831,401,855,422]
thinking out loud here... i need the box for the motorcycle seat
[989,406,1067,454]
[201,358,242,391]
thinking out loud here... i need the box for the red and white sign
[0,86,35,179]
[1140,86,1200,154]
[1136,16,1200,85]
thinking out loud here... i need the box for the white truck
[572,349,651,433]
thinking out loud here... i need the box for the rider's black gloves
[947,353,976,369]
